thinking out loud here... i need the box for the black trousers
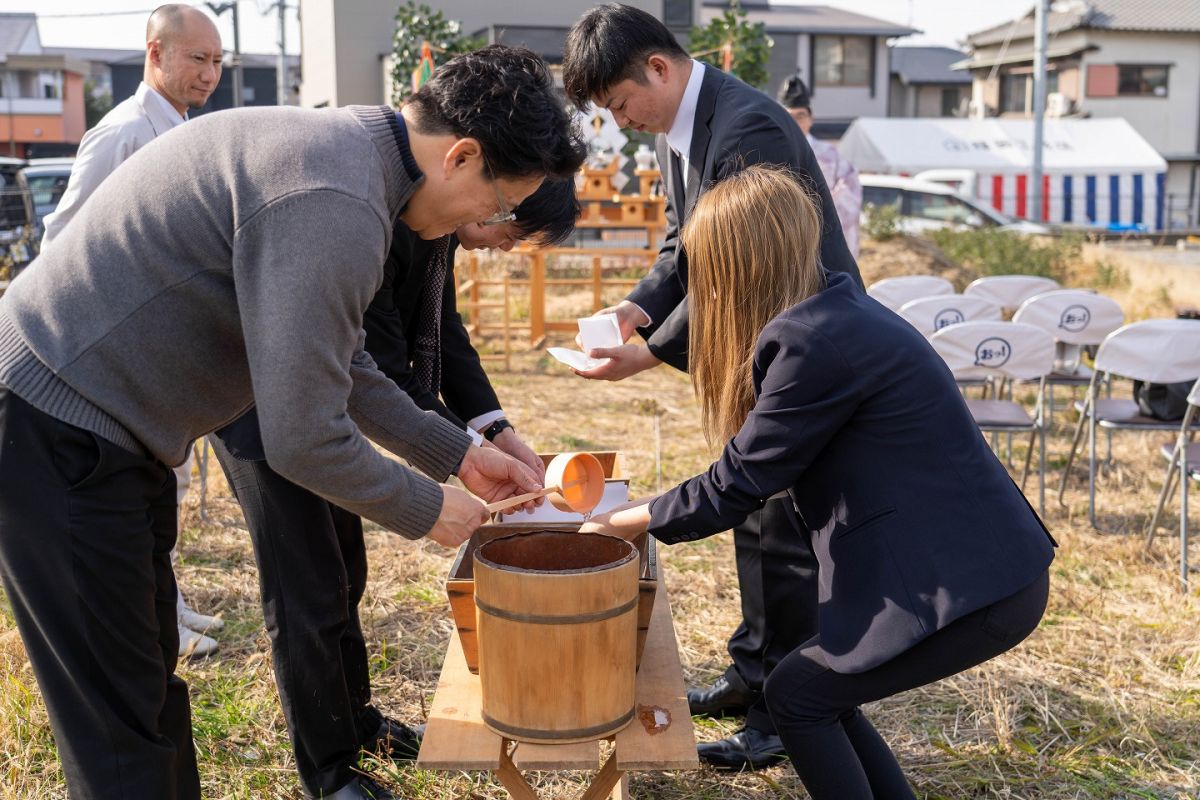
[726,496,820,733]
[0,389,199,800]
[211,437,377,797]
[763,570,1050,800]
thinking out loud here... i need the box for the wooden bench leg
[492,740,630,800]
[579,750,625,800]
[495,742,539,800]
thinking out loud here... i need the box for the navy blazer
[648,272,1055,673]
[627,64,863,371]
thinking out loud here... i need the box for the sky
[0,0,1036,55]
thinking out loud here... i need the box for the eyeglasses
[481,159,517,227]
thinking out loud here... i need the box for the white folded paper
[546,313,623,372]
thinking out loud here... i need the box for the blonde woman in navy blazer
[582,165,1054,798]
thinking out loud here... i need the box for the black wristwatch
[481,418,514,442]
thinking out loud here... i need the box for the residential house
[110,52,301,113]
[889,46,971,118]
[0,13,87,158]
[701,1,916,139]
[43,46,148,105]
[299,0,703,109]
[957,0,1200,228]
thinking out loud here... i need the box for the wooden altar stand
[417,571,697,798]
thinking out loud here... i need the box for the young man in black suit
[211,180,581,800]
[562,3,863,770]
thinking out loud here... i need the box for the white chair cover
[929,320,1055,381]
[963,275,1061,312]
[1093,319,1200,383]
[899,294,1003,335]
[1012,289,1125,346]
[867,275,954,311]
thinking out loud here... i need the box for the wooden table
[417,571,697,798]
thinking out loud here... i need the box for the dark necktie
[413,237,449,394]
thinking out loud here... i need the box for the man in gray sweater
[0,45,584,800]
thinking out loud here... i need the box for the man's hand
[575,343,661,382]
[576,301,650,348]
[426,484,489,548]
[457,445,543,510]
[491,427,547,481]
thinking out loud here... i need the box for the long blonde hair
[683,164,826,447]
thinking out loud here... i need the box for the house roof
[890,46,971,85]
[110,51,299,69]
[0,13,38,63]
[43,46,144,65]
[968,0,1200,46]
[701,2,917,37]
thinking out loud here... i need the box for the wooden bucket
[474,531,639,744]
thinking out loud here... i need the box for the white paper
[577,314,622,351]
[499,479,631,523]
[547,347,605,371]
[546,314,624,372]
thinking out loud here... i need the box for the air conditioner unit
[1046,92,1070,117]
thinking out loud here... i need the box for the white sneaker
[178,625,218,658]
[179,605,224,633]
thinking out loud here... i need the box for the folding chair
[930,320,1055,513]
[1144,379,1200,589]
[867,275,954,312]
[1057,319,1200,529]
[1012,289,1125,422]
[963,275,1060,316]
[898,294,1002,336]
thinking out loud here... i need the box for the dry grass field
[1,235,1198,799]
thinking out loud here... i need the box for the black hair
[513,178,581,247]
[777,73,811,111]
[562,4,689,109]
[407,45,586,180]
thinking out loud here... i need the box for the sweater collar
[346,105,425,220]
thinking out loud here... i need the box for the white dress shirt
[41,82,186,251]
[664,59,706,190]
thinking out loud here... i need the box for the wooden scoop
[484,452,605,515]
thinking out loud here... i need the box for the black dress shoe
[697,726,789,772]
[362,716,423,763]
[687,675,762,718]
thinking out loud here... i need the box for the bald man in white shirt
[40,4,225,658]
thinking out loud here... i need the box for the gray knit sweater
[0,104,471,539]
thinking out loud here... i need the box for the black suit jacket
[647,272,1055,674]
[362,228,500,428]
[216,226,499,459]
[627,64,864,372]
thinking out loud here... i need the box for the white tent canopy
[840,118,1168,230]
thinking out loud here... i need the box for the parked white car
[861,174,1049,235]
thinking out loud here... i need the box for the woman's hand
[578,499,656,541]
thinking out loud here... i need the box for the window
[1000,73,1028,113]
[862,185,902,210]
[814,36,871,86]
[1118,65,1168,97]
[941,87,962,117]
[663,0,692,28]
[908,192,980,226]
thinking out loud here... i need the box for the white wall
[299,0,703,108]
[1077,30,1200,159]
[807,36,889,120]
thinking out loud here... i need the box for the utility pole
[275,2,287,105]
[205,2,244,108]
[1031,0,1048,222]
